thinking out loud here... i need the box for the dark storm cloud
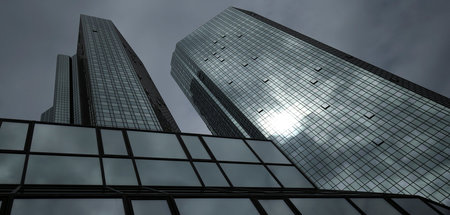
[1,0,449,134]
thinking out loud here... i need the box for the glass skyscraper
[1,11,449,215]
[41,15,179,132]
[171,7,450,205]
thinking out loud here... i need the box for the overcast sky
[1,0,449,134]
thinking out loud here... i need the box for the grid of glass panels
[4,197,447,215]
[171,7,450,205]
[0,120,312,189]
[52,55,71,124]
[79,15,161,130]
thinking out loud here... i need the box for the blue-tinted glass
[175,198,259,215]
[136,159,200,186]
[194,162,229,187]
[351,198,400,215]
[132,200,171,215]
[128,131,186,159]
[220,163,280,187]
[267,165,314,188]
[31,124,98,154]
[103,158,138,185]
[392,198,439,215]
[25,155,102,185]
[259,200,294,215]
[11,199,124,215]
[101,129,128,155]
[203,137,258,162]
[0,153,25,184]
[290,198,359,215]
[182,135,211,159]
[246,140,290,164]
[0,122,28,150]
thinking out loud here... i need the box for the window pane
[0,153,25,184]
[0,122,28,150]
[220,163,280,187]
[203,137,258,162]
[11,199,124,215]
[132,200,171,215]
[392,198,439,215]
[136,159,200,186]
[194,162,228,187]
[25,155,102,185]
[128,131,186,159]
[267,165,314,188]
[259,200,294,215]
[101,129,127,155]
[175,198,259,215]
[31,124,98,154]
[429,202,450,215]
[246,140,290,164]
[181,135,210,159]
[351,198,400,215]
[290,198,359,215]
[103,158,138,185]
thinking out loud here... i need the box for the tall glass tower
[171,7,450,205]
[41,15,179,132]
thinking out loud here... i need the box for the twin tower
[41,7,449,206]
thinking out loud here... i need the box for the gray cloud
[1,0,449,134]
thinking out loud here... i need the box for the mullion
[176,134,205,187]
[123,130,142,186]
[345,198,366,215]
[242,139,284,188]
[96,128,107,186]
[198,136,234,187]
[20,122,34,186]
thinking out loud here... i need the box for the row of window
[2,197,447,215]
[0,122,291,164]
[0,120,313,188]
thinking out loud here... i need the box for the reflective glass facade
[40,15,179,132]
[1,118,448,214]
[171,7,450,205]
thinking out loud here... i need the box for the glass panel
[136,159,200,186]
[203,137,258,162]
[25,155,102,185]
[290,198,359,215]
[132,200,171,215]
[11,199,124,215]
[103,158,138,185]
[128,131,186,159]
[176,198,259,215]
[259,200,294,215]
[0,153,25,184]
[181,135,210,159]
[31,124,98,154]
[429,202,450,215]
[101,129,128,155]
[0,122,28,150]
[220,163,280,187]
[267,165,314,188]
[351,198,401,215]
[194,162,229,187]
[246,140,290,164]
[392,198,439,215]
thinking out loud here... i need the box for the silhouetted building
[41,15,179,132]
[171,7,450,205]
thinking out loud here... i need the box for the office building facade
[41,15,179,132]
[171,7,450,205]
[0,117,449,214]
